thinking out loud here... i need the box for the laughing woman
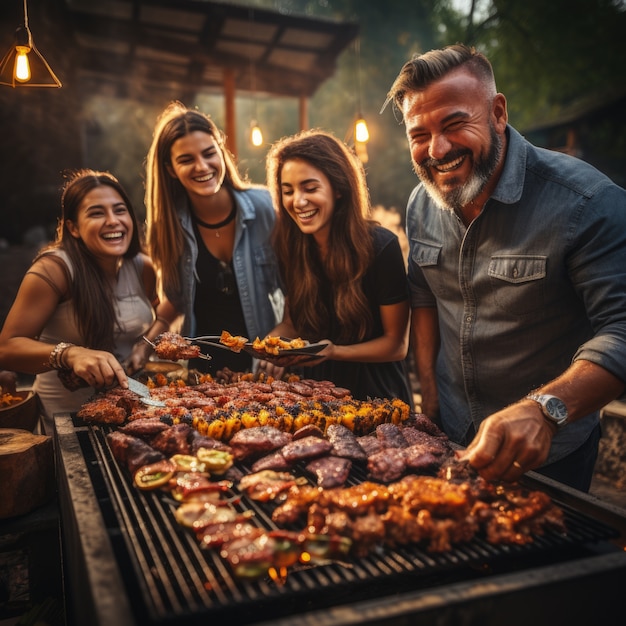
[0,169,170,434]
[144,101,282,376]
[261,129,413,405]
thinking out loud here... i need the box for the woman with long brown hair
[262,129,412,404]
[0,169,168,433]
[145,101,282,375]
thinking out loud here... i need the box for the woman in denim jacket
[145,102,282,375]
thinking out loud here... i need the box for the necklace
[191,202,236,238]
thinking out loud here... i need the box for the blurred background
[1,0,625,325]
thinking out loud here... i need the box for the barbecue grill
[54,415,626,626]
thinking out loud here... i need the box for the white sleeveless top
[33,250,154,433]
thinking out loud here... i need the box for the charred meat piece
[405,413,448,438]
[229,426,293,461]
[77,397,127,425]
[367,447,406,483]
[400,427,451,454]
[251,450,294,473]
[272,485,322,526]
[326,424,367,461]
[107,431,165,474]
[305,456,352,489]
[357,435,383,457]
[292,423,325,440]
[118,417,171,439]
[376,423,409,448]
[188,428,232,454]
[153,331,201,360]
[199,519,262,549]
[402,444,444,473]
[150,423,193,456]
[220,530,302,579]
[280,435,333,463]
[238,470,303,502]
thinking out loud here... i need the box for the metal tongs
[183,335,234,351]
[142,336,213,361]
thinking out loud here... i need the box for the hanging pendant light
[0,0,62,88]
[247,8,263,147]
[250,120,263,147]
[352,37,369,162]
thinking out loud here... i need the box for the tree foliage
[243,0,626,210]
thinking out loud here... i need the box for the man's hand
[458,400,556,482]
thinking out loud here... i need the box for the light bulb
[355,118,369,143]
[251,123,263,147]
[15,46,31,82]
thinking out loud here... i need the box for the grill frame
[55,415,626,626]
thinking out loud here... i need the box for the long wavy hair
[144,101,250,296]
[38,169,142,351]
[266,129,375,343]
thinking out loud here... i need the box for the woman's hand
[63,346,128,389]
[123,340,153,375]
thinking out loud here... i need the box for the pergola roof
[63,0,359,102]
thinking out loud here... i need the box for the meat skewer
[143,333,212,361]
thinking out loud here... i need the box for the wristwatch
[526,393,569,428]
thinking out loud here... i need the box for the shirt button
[466,315,472,322]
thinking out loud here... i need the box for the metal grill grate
[74,421,620,625]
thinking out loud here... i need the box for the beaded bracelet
[48,342,75,370]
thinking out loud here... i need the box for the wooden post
[224,67,236,157]
[299,95,308,131]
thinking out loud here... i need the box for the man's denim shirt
[406,125,626,465]
[167,186,282,340]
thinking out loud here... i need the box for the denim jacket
[168,186,283,340]
[407,125,626,465]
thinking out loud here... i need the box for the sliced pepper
[134,459,177,490]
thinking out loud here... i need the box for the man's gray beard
[414,126,502,213]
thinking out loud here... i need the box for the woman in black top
[261,129,412,405]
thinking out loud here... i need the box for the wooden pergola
[61,0,359,154]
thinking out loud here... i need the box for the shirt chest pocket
[410,240,452,298]
[488,255,547,317]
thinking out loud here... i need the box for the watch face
[545,397,568,421]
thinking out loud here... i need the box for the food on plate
[251,335,307,355]
[152,332,201,360]
[219,330,249,352]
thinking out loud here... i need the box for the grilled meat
[326,423,367,461]
[107,431,165,474]
[305,456,352,488]
[280,435,333,463]
[153,331,201,360]
[229,426,293,460]
[150,422,193,456]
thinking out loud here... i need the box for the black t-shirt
[306,226,413,405]
[191,221,252,374]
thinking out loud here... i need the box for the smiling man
[387,44,626,491]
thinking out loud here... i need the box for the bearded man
[386,44,626,491]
